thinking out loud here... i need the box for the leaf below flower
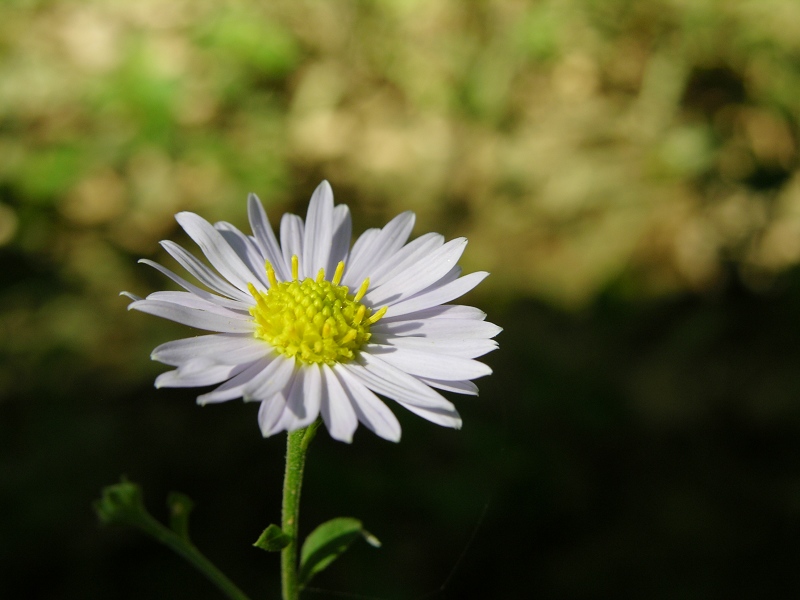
[298,517,380,586]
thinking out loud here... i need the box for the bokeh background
[3,0,800,597]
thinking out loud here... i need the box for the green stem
[280,421,320,600]
[136,511,251,600]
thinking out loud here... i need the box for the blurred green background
[2,0,800,597]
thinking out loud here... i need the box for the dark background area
[3,1,800,598]
[5,279,800,598]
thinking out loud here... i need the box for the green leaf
[167,492,194,541]
[298,517,380,586]
[253,524,291,552]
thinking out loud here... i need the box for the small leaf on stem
[254,524,291,551]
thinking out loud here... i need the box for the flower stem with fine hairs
[281,420,320,600]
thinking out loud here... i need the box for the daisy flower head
[124,181,500,442]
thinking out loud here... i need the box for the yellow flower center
[247,256,387,365]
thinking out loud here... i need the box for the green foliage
[16,146,85,201]
[253,524,291,552]
[298,517,380,586]
[197,12,300,76]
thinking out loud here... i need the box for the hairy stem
[280,421,320,600]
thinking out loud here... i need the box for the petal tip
[377,425,402,443]
[331,432,354,444]
[174,211,206,230]
[259,422,279,438]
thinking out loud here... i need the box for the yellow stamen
[265,261,278,288]
[366,306,388,325]
[291,255,299,281]
[332,261,345,285]
[353,304,366,325]
[340,330,357,344]
[354,278,369,302]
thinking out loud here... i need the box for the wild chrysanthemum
[123,182,500,442]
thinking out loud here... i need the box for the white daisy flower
[123,181,500,442]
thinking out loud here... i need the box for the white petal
[373,318,502,340]
[128,299,256,333]
[343,228,380,284]
[248,193,291,282]
[215,222,270,288]
[261,366,320,435]
[384,271,489,318]
[392,399,462,429]
[381,304,486,323]
[366,344,492,381]
[368,232,444,287]
[364,238,467,306]
[287,363,322,425]
[139,259,245,311]
[197,357,275,405]
[333,365,401,442]
[418,377,479,396]
[258,395,288,437]
[342,211,415,287]
[346,353,456,411]
[243,354,297,401]
[176,212,263,293]
[155,358,247,388]
[160,240,253,303]
[429,264,462,286]
[302,181,335,280]
[371,334,498,359]
[280,213,304,279]
[151,334,269,366]
[320,364,358,443]
[346,353,464,431]
[144,291,250,318]
[328,204,352,274]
